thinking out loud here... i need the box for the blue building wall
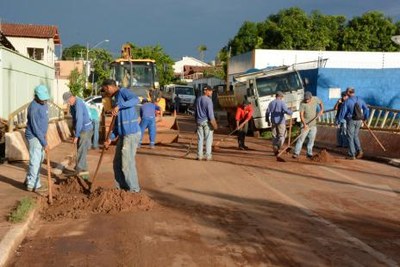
[300,68,400,110]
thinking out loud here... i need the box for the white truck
[218,65,305,132]
[162,84,196,112]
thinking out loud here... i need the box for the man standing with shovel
[292,91,324,159]
[337,87,369,160]
[265,91,293,155]
[102,79,141,193]
[63,92,93,180]
[235,99,253,150]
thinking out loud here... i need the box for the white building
[229,49,400,76]
[173,56,210,75]
[0,23,61,67]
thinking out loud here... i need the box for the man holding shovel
[63,92,93,180]
[102,79,141,193]
[292,91,324,159]
[265,91,293,155]
[24,85,50,192]
[195,85,218,161]
[337,87,369,160]
[235,99,253,150]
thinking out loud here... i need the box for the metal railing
[318,106,400,132]
[7,101,64,132]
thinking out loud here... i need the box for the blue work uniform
[25,100,48,190]
[110,88,141,192]
[338,96,369,158]
[70,97,93,174]
[140,103,161,147]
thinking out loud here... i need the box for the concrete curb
[0,203,40,267]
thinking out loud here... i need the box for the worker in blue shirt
[24,85,50,192]
[265,91,293,155]
[140,99,161,148]
[337,87,370,160]
[88,106,100,149]
[102,79,141,193]
[195,85,218,161]
[63,92,93,179]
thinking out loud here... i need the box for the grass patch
[8,197,36,223]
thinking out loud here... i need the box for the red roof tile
[0,23,61,44]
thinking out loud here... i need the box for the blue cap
[34,85,50,101]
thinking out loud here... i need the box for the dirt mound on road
[310,149,334,163]
[41,177,154,221]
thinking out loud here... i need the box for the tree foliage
[222,8,400,58]
[62,44,86,60]
[68,68,86,97]
[197,44,207,61]
[127,43,175,86]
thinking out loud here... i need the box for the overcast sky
[1,0,400,62]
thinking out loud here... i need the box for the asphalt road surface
[8,115,400,267]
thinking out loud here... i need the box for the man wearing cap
[102,79,141,193]
[139,98,161,148]
[24,85,50,192]
[195,85,218,160]
[63,92,93,179]
[265,91,293,155]
[293,91,324,159]
[337,87,369,160]
[334,91,349,148]
[235,99,253,150]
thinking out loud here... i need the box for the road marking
[252,169,399,267]
[319,166,398,198]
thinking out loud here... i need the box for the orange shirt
[235,104,253,121]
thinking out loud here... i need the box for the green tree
[88,48,113,87]
[68,68,85,97]
[197,44,207,61]
[128,43,175,86]
[62,44,86,60]
[309,11,346,50]
[342,11,399,51]
[228,21,262,56]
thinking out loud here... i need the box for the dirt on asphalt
[7,115,400,267]
[41,177,155,221]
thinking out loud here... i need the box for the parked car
[84,96,103,113]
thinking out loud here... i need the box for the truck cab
[162,84,196,112]
[219,66,305,131]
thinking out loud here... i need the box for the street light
[85,39,109,93]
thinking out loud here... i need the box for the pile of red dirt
[41,177,154,221]
[310,149,335,163]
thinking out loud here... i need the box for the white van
[162,84,196,112]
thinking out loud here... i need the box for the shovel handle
[46,150,53,204]
[90,115,116,191]
[365,122,386,151]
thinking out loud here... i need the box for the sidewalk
[0,141,73,266]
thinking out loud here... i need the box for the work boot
[292,154,299,159]
[346,156,356,160]
[356,151,364,159]
[26,186,47,193]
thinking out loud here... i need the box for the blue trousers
[197,121,213,159]
[26,137,44,189]
[92,120,99,149]
[336,121,348,147]
[140,117,156,146]
[113,132,141,192]
[294,125,317,156]
[76,130,93,172]
[347,119,363,157]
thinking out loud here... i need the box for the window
[27,47,44,60]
